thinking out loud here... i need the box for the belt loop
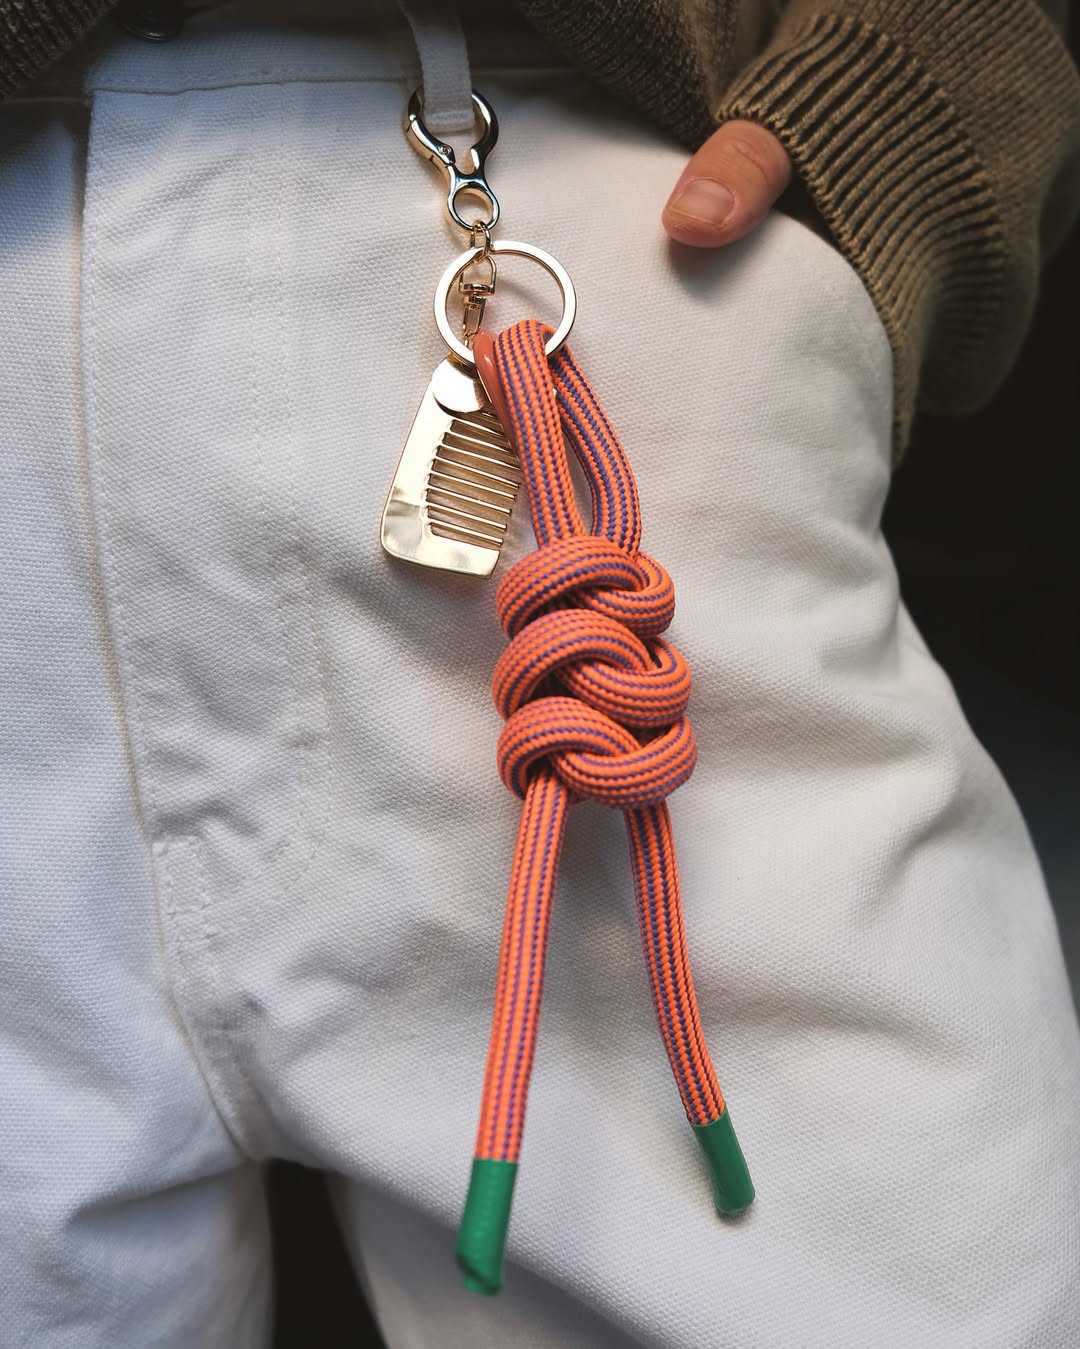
[397,0,476,137]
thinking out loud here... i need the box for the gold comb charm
[381,356,520,577]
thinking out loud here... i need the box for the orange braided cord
[475,767,568,1164]
[471,319,728,1166]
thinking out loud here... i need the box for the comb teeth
[382,358,520,576]
[426,410,520,551]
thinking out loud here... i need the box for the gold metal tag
[381,358,520,577]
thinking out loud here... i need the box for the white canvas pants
[2,5,1078,1346]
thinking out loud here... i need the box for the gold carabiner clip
[404,88,500,233]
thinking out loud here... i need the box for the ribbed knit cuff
[0,0,110,96]
[717,0,1080,455]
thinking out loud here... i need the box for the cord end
[692,1111,755,1216]
[456,1158,519,1295]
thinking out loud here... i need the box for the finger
[662,120,791,247]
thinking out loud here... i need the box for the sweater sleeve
[715,0,1080,449]
[0,0,109,97]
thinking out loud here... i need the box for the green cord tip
[693,1111,755,1216]
[456,1158,518,1295]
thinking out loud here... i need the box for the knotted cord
[457,319,753,1295]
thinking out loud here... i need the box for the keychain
[382,87,754,1297]
[381,91,574,577]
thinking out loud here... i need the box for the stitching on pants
[82,98,251,1155]
[157,835,266,1155]
[190,833,267,1150]
[241,138,303,873]
[239,99,331,896]
[68,64,571,100]
[270,81,334,893]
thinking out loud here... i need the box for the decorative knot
[455,320,752,1302]
[493,542,696,807]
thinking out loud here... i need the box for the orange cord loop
[492,608,692,726]
[496,536,676,639]
[497,695,697,808]
[456,321,752,1297]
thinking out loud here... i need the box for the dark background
[267,205,1080,1347]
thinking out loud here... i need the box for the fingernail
[666,178,735,226]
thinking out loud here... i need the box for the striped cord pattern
[457,319,752,1295]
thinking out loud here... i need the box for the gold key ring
[434,240,577,366]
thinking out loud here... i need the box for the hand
[662,120,791,248]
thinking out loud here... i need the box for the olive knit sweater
[2,0,1079,451]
